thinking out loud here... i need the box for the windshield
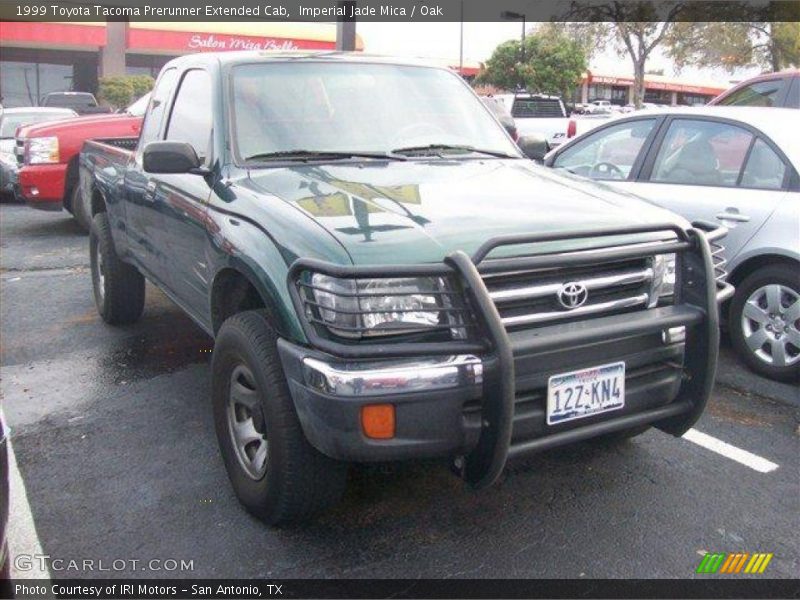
[231,62,519,162]
[45,94,95,108]
[0,110,76,137]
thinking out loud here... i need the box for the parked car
[496,93,575,147]
[709,69,799,108]
[0,107,78,200]
[15,92,149,230]
[41,91,111,115]
[544,106,799,381]
[586,100,614,114]
[81,52,729,525]
[480,96,518,140]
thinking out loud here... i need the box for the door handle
[715,212,750,223]
[144,181,156,201]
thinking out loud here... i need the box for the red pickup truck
[15,93,149,231]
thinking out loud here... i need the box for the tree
[563,2,688,108]
[477,28,587,99]
[668,22,800,73]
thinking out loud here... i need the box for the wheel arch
[728,253,799,288]
[90,186,107,216]
[209,262,301,341]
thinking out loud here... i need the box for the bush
[128,75,155,98]
[98,75,155,110]
[98,77,134,110]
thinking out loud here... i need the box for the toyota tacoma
[80,52,732,525]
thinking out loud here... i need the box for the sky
[356,22,763,86]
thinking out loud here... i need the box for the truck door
[151,68,214,321]
[125,67,178,286]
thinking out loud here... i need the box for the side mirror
[517,134,550,162]
[143,141,201,174]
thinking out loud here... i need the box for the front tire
[212,310,347,525]
[90,212,145,325]
[729,264,800,382]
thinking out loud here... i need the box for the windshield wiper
[243,149,406,162]
[390,144,518,159]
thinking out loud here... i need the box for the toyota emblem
[557,282,588,310]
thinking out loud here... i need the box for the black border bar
[2,0,799,23]
[9,578,800,599]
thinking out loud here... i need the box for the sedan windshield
[231,62,520,162]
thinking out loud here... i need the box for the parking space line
[7,432,52,579]
[683,428,779,474]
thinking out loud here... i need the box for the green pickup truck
[80,52,732,525]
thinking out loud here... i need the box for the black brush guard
[288,222,733,488]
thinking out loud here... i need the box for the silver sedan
[544,106,799,382]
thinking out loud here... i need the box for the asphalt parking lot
[1,203,798,580]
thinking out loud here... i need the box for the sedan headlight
[25,137,59,164]
[307,274,467,339]
[652,253,677,303]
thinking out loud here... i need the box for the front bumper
[18,163,67,208]
[282,222,732,487]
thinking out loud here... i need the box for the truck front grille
[482,257,657,329]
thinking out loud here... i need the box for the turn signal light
[361,404,395,439]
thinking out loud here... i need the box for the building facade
[0,21,363,107]
[574,70,728,107]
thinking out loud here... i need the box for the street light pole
[459,0,464,76]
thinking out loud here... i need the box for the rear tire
[72,184,91,233]
[212,310,347,525]
[90,212,145,325]
[729,264,800,382]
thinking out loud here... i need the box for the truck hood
[15,113,141,139]
[245,159,687,265]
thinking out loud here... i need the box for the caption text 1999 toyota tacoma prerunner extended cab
[80,52,733,525]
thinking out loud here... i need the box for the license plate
[546,362,625,425]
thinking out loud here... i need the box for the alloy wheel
[740,284,800,368]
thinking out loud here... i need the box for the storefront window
[126,54,175,79]
[0,59,75,108]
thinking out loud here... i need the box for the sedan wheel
[741,284,800,368]
[730,264,800,382]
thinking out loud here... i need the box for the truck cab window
[718,79,785,107]
[166,69,213,160]
[139,68,177,147]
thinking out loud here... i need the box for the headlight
[307,274,467,339]
[651,253,676,304]
[25,137,59,164]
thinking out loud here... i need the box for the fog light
[662,326,686,345]
[361,404,395,439]
[29,186,39,197]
